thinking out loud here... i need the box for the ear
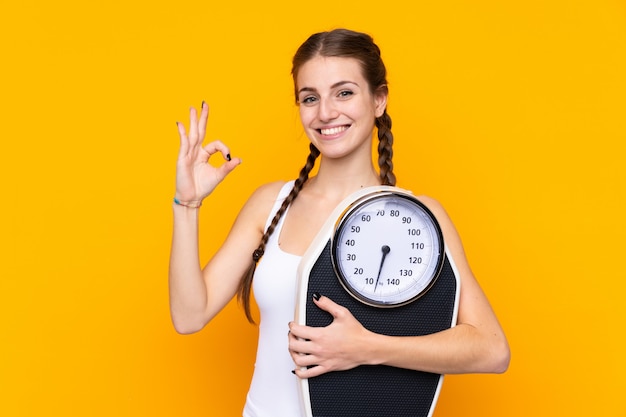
[373,85,388,118]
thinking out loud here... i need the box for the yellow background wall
[1,0,624,416]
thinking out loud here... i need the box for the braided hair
[237,143,320,322]
[237,29,396,323]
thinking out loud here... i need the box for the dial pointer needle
[374,245,391,292]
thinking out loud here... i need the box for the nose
[318,97,339,122]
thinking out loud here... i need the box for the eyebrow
[297,80,359,95]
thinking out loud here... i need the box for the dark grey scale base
[302,240,458,417]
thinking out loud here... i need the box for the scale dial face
[331,191,444,307]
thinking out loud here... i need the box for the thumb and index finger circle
[202,140,241,165]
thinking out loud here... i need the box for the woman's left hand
[288,294,373,378]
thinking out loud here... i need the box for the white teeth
[320,126,347,135]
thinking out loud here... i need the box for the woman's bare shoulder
[413,194,463,250]
[236,180,291,222]
[413,194,450,222]
[246,180,290,206]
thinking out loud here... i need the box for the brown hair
[237,29,396,323]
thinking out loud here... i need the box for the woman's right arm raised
[168,103,272,334]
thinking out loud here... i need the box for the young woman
[169,28,510,417]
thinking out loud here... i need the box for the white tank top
[243,181,303,417]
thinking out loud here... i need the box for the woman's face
[296,56,387,160]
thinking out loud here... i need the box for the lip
[317,124,351,138]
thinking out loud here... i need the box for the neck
[306,156,381,200]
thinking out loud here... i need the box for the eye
[301,95,318,106]
[338,90,354,99]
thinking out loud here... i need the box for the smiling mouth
[319,125,349,136]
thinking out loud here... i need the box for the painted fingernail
[201,100,206,108]
[291,370,296,375]
[226,153,232,161]
[312,292,321,301]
